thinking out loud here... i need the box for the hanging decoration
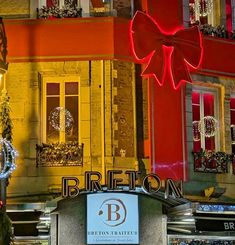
[0,138,16,179]
[0,90,13,143]
[194,0,213,17]
[198,116,218,137]
[0,17,8,72]
[49,107,74,133]
[192,120,201,141]
[130,11,203,90]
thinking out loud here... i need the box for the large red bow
[130,11,203,89]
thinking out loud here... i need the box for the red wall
[5,18,114,62]
[5,18,235,79]
[4,2,235,181]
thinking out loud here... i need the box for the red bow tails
[130,11,203,89]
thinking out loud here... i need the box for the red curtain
[90,0,104,8]
[226,0,232,36]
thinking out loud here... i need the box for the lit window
[39,0,79,8]
[192,88,220,152]
[189,0,214,25]
[230,97,235,153]
[42,76,79,143]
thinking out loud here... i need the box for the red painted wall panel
[200,36,235,77]
[5,18,114,62]
[150,78,186,180]
[146,0,183,32]
[4,18,235,79]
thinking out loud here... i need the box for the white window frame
[41,75,80,143]
[192,86,220,151]
[232,0,235,31]
[38,0,81,8]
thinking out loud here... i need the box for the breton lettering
[85,171,102,192]
[224,222,235,230]
[62,170,183,199]
[107,170,123,189]
[62,177,79,198]
[142,173,161,193]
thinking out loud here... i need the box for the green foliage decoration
[0,209,14,245]
[0,89,14,244]
[0,90,13,143]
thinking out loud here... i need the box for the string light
[0,138,17,179]
[192,120,201,141]
[194,0,213,17]
[49,107,74,133]
[198,116,218,137]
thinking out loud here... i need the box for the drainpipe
[132,64,138,171]
[130,0,134,17]
[101,61,106,184]
[0,73,7,211]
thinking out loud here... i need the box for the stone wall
[5,59,139,202]
[0,0,30,18]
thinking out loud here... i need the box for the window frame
[192,85,220,151]
[41,75,80,144]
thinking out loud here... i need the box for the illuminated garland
[192,120,200,141]
[195,0,213,17]
[0,138,16,179]
[198,116,218,137]
[49,107,74,133]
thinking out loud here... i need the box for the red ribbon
[130,11,203,89]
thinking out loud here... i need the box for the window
[230,97,235,153]
[189,0,214,25]
[39,0,79,8]
[42,76,80,143]
[231,0,235,33]
[192,87,220,152]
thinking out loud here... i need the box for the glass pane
[192,92,201,152]
[203,93,214,116]
[230,98,235,153]
[65,96,78,142]
[47,97,60,143]
[47,83,60,95]
[230,97,235,110]
[230,98,235,124]
[192,91,200,105]
[192,104,200,121]
[205,136,215,151]
[231,111,235,125]
[204,93,215,151]
[65,82,78,95]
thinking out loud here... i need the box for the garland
[0,90,13,143]
[0,202,14,244]
[0,89,14,244]
[38,5,82,19]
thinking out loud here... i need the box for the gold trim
[9,54,115,61]
[5,17,114,25]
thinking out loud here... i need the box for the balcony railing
[193,150,233,173]
[36,142,83,167]
[190,23,235,40]
[37,0,134,19]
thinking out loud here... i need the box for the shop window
[42,76,79,144]
[192,88,219,152]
